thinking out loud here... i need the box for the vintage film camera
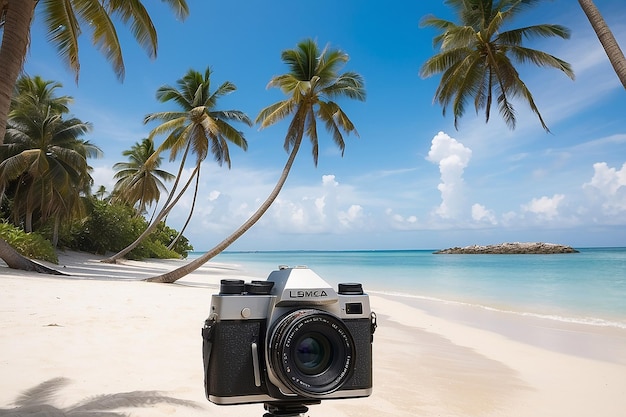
[202,265,376,413]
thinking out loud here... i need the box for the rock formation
[433,242,579,254]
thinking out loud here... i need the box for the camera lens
[267,309,355,398]
[294,333,332,375]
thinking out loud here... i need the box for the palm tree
[1,78,101,243]
[0,0,188,273]
[420,0,575,132]
[112,138,175,215]
[101,67,251,263]
[577,0,626,89]
[145,38,365,283]
[94,185,108,201]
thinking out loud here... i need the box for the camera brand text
[289,290,328,298]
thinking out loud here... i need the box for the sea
[189,248,626,330]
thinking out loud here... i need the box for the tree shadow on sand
[0,378,202,416]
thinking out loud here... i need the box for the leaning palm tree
[112,138,175,216]
[145,38,365,283]
[577,0,626,89]
[420,0,575,132]
[0,0,188,273]
[101,67,251,263]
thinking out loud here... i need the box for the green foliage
[0,222,58,263]
[154,222,193,258]
[68,199,146,255]
[63,198,192,260]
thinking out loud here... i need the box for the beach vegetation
[0,221,58,263]
[0,75,192,263]
[0,0,189,272]
[419,0,575,132]
[63,197,191,260]
[102,67,252,264]
[145,38,365,283]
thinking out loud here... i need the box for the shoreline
[2,251,626,416]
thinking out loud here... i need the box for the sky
[22,0,626,251]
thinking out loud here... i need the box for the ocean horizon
[190,247,626,330]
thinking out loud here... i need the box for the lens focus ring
[268,309,355,398]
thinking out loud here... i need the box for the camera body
[202,265,376,406]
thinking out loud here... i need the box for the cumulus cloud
[583,162,626,215]
[254,174,366,233]
[521,194,565,220]
[471,204,497,224]
[426,131,472,219]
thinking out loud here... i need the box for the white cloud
[472,204,497,225]
[426,131,472,219]
[338,205,364,227]
[322,174,339,186]
[583,162,626,215]
[91,165,117,192]
[521,194,565,220]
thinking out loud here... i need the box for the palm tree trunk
[52,216,60,247]
[101,164,200,263]
[0,1,42,273]
[145,135,304,283]
[167,165,200,251]
[578,0,626,89]
[0,0,36,143]
[0,238,66,275]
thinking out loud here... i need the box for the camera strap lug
[370,311,377,340]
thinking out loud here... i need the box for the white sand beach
[1,252,626,417]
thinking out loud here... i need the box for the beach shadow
[0,377,202,416]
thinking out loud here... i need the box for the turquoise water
[191,248,626,329]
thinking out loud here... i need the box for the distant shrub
[0,222,58,263]
[64,198,192,260]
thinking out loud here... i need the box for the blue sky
[23,0,626,251]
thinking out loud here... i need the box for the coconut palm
[420,0,575,132]
[112,138,175,216]
[1,85,101,243]
[145,38,365,283]
[94,185,108,201]
[0,0,188,272]
[577,0,626,89]
[102,67,251,263]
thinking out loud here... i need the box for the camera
[202,265,377,409]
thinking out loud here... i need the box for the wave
[369,290,626,330]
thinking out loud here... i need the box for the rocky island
[434,242,579,254]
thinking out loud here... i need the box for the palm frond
[107,0,158,59]
[73,0,125,81]
[255,99,295,127]
[214,119,249,151]
[41,0,82,81]
[507,45,575,79]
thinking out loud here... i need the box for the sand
[1,251,625,417]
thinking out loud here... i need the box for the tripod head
[263,401,320,417]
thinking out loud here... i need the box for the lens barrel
[267,309,355,398]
